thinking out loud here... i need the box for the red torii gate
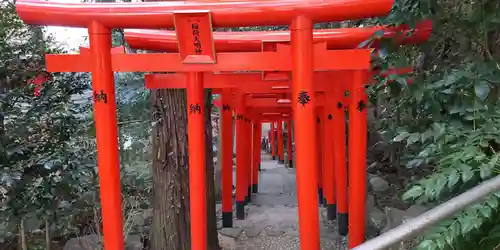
[15,0,394,249]
[145,70,361,240]
[124,20,432,52]
[147,72,336,225]
[136,25,426,240]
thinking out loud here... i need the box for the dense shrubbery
[0,0,152,248]
[365,0,500,249]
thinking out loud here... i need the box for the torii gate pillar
[286,120,293,168]
[88,22,124,250]
[271,122,276,159]
[252,121,261,193]
[221,89,233,228]
[291,16,320,249]
[277,120,284,163]
[186,72,207,250]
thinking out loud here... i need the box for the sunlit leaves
[403,185,424,201]
[417,194,500,249]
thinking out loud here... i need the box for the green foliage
[364,0,500,249]
[0,0,152,247]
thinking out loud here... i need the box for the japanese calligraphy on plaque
[191,22,203,55]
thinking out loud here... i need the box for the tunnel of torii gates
[14,0,433,248]
[123,19,430,244]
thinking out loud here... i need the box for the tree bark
[203,90,220,250]
[149,88,219,250]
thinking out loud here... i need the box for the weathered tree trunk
[150,89,219,250]
[203,90,220,250]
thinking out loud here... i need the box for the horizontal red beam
[45,46,371,72]
[124,20,432,52]
[246,107,292,114]
[16,0,392,29]
[145,72,349,91]
[245,95,325,108]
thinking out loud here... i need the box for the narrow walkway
[218,153,348,250]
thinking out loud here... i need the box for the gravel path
[217,154,348,250]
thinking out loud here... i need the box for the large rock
[366,194,375,208]
[402,205,430,223]
[381,205,430,234]
[378,206,430,250]
[381,207,406,234]
[218,233,237,250]
[369,175,390,192]
[63,235,142,250]
[367,206,386,231]
[219,228,242,239]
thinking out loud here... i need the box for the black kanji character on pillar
[337,102,343,109]
[191,23,199,29]
[192,29,200,37]
[328,114,333,120]
[357,100,366,112]
[93,90,108,104]
[223,104,230,111]
[297,91,311,107]
[236,114,243,120]
[189,103,202,114]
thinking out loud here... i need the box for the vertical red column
[186,72,207,250]
[323,94,336,220]
[333,83,348,236]
[245,115,252,204]
[291,15,320,250]
[235,94,246,219]
[88,22,124,250]
[221,89,233,228]
[317,113,324,205]
[348,71,369,248]
[271,122,276,159]
[257,122,262,171]
[267,129,271,154]
[277,120,284,164]
[252,121,261,193]
[287,119,293,167]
